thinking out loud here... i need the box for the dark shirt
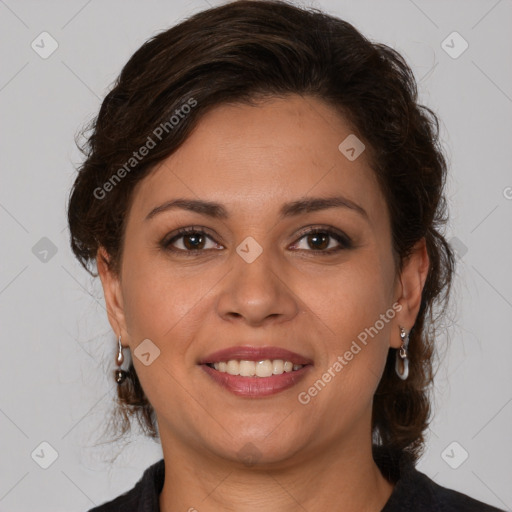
[88,447,504,511]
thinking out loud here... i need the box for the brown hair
[67,0,455,462]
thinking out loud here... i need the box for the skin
[98,94,429,512]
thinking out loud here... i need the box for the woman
[67,1,503,510]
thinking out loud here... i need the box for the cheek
[122,268,194,341]
[315,255,394,338]
[119,253,206,405]
[306,249,395,392]
[120,248,226,349]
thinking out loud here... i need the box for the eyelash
[161,226,353,256]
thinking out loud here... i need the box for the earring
[115,335,128,384]
[395,326,409,380]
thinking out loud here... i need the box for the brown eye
[163,228,221,253]
[181,232,206,250]
[292,228,352,253]
[306,232,330,250]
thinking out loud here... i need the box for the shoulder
[407,467,505,512]
[87,459,165,512]
[375,446,504,512]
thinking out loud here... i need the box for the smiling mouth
[206,359,305,377]
[199,345,313,397]
[201,360,312,397]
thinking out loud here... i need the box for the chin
[208,425,308,469]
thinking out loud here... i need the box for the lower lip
[201,364,312,397]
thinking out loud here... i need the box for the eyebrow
[145,195,368,222]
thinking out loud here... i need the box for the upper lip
[199,345,313,365]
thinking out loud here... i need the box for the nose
[215,247,299,327]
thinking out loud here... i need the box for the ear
[390,237,430,349]
[96,246,129,343]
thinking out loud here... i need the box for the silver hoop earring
[115,335,128,384]
[395,326,409,380]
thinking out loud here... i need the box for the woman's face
[100,94,426,467]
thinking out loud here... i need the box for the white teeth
[273,359,284,374]
[239,360,255,377]
[256,360,273,377]
[226,360,239,375]
[211,359,304,377]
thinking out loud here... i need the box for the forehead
[129,95,386,224]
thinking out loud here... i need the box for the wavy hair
[67,0,455,462]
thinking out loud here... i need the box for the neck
[158,420,394,512]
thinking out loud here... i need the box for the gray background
[1,0,511,510]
